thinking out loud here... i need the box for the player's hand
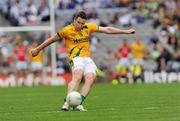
[31,48,39,57]
[127,28,135,34]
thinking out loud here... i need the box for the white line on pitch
[1,111,60,115]
[143,107,158,110]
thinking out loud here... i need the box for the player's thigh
[16,61,27,70]
[119,58,130,67]
[133,59,144,66]
[31,62,43,71]
[84,58,97,76]
[72,69,83,82]
[71,57,85,81]
[71,57,84,70]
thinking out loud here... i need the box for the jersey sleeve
[57,27,67,38]
[86,23,99,33]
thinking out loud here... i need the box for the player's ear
[73,18,77,24]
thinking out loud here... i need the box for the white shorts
[71,57,97,75]
[16,61,27,70]
[132,59,144,66]
[119,58,130,67]
[31,62,43,71]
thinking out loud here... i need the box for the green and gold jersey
[57,23,99,62]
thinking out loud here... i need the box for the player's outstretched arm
[98,26,135,34]
[31,34,60,57]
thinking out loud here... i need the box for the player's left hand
[127,28,135,34]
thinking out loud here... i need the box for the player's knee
[72,75,82,83]
[84,77,95,86]
[86,74,96,81]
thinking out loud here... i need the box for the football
[66,91,82,107]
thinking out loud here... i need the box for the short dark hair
[74,11,88,20]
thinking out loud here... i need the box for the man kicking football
[31,11,135,111]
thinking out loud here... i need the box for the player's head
[73,11,87,31]
[135,37,141,44]
[15,35,23,45]
[31,41,38,47]
[123,39,128,45]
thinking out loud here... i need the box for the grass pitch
[0,83,180,121]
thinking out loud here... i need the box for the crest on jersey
[70,34,76,37]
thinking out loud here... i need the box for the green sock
[64,97,66,102]
[80,95,86,105]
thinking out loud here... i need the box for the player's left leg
[61,69,83,111]
[61,57,84,111]
[74,72,96,111]
[74,57,97,111]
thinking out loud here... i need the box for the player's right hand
[128,28,135,34]
[31,49,39,57]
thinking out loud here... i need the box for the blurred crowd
[101,35,180,83]
[58,0,179,33]
[0,0,179,27]
[56,0,132,9]
[0,32,70,86]
[0,0,50,26]
[0,0,179,84]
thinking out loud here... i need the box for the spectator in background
[156,45,171,72]
[67,0,76,9]
[38,0,50,22]
[26,0,39,25]
[118,11,133,27]
[167,35,178,52]
[96,49,115,83]
[99,13,110,26]
[149,44,160,61]
[83,0,100,9]
[90,35,100,56]
[56,42,70,74]
[88,9,100,25]
[164,0,177,13]
[173,3,180,26]
[152,4,165,29]
[143,49,158,72]
[0,35,13,68]
[10,0,27,25]
[119,0,131,7]
[159,30,169,44]
[149,32,159,45]
[99,0,111,8]
[111,12,119,25]
[104,49,115,70]
[28,41,44,86]
[116,39,131,83]
[14,35,27,86]
[146,0,159,14]
[0,49,4,71]
[135,0,149,22]
[130,37,146,83]
[167,51,180,72]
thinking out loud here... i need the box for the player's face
[74,17,87,31]
[123,39,128,45]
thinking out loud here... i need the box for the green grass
[0,83,180,121]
